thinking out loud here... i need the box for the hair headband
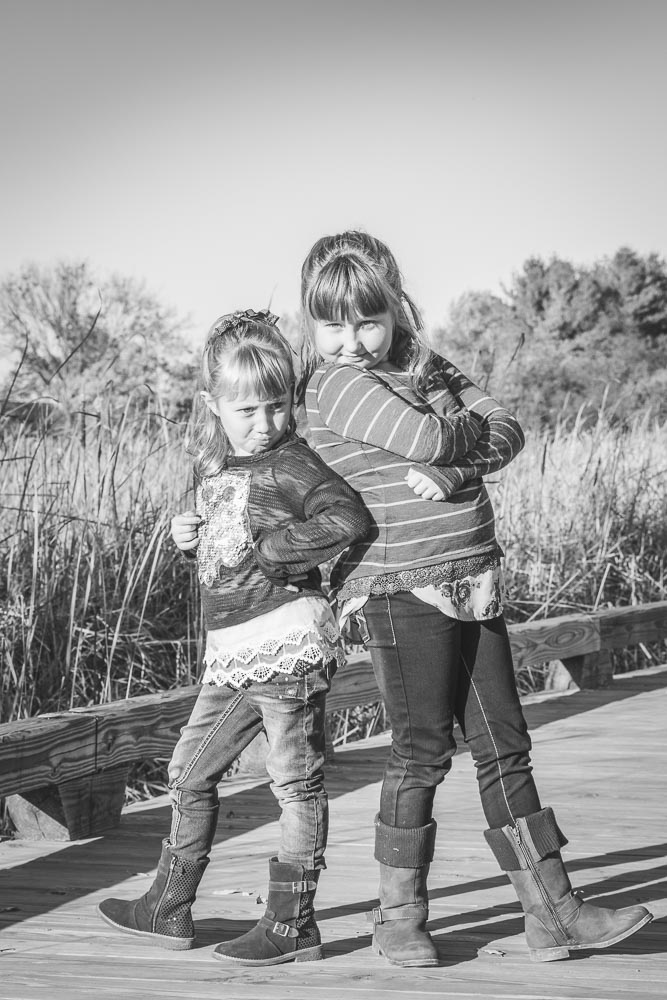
[210,308,279,339]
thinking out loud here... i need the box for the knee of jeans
[168,759,183,787]
[271,771,325,802]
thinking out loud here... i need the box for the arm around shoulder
[315,363,482,464]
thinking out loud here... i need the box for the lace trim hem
[336,549,502,600]
[202,623,344,689]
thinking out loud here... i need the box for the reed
[1,394,665,726]
[0,397,198,722]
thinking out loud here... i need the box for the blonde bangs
[210,344,293,402]
[305,255,396,322]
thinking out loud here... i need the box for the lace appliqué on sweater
[196,470,252,586]
[336,549,502,600]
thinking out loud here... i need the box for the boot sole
[212,943,324,965]
[97,904,194,951]
[530,912,654,962]
[372,940,439,967]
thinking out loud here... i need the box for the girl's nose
[342,323,360,351]
[254,408,270,432]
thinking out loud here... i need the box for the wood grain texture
[1,602,666,819]
[508,613,600,666]
[0,666,664,999]
[597,601,667,649]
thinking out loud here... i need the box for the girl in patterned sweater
[98,309,370,965]
[299,231,651,967]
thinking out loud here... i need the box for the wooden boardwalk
[1,666,666,1000]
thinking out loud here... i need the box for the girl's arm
[252,450,372,586]
[315,363,482,465]
[412,358,525,498]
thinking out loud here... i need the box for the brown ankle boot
[98,839,208,950]
[213,857,323,965]
[369,815,439,967]
[485,807,653,962]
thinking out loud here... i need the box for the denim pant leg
[245,667,330,870]
[456,616,542,829]
[358,593,542,831]
[167,682,264,862]
[359,592,461,828]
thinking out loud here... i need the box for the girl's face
[312,310,394,370]
[203,389,292,456]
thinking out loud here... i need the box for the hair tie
[211,308,279,338]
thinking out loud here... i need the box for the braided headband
[210,308,279,339]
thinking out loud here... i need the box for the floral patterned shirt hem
[340,562,505,630]
[202,595,344,689]
[412,563,504,621]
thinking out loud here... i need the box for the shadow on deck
[1,667,666,999]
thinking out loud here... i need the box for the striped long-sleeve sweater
[305,357,525,599]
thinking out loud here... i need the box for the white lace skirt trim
[202,595,344,689]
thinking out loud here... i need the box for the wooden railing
[1,601,666,841]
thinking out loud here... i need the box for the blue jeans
[355,592,542,831]
[167,666,332,869]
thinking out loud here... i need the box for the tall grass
[0,397,199,722]
[497,407,667,620]
[1,394,666,725]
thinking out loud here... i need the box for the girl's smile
[313,311,394,370]
[203,390,292,455]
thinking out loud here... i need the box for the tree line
[434,247,667,426]
[2,248,666,429]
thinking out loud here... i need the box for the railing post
[6,764,130,840]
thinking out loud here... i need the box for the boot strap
[268,879,317,893]
[259,915,299,938]
[367,902,428,925]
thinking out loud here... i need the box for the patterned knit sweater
[305,357,524,598]
[195,435,371,628]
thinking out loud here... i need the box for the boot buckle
[272,920,291,937]
[369,906,384,925]
[291,880,315,892]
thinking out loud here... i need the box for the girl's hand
[171,510,202,551]
[405,468,445,502]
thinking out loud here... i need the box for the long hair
[187,310,295,480]
[297,230,439,400]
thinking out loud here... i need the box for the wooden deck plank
[0,667,666,999]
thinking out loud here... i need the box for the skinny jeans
[167,665,331,869]
[354,592,542,831]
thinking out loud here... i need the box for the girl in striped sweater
[298,231,651,968]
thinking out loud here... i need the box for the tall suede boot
[213,857,323,965]
[97,839,208,950]
[485,806,653,962]
[369,815,439,967]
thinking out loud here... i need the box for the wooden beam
[596,601,667,649]
[92,687,200,770]
[0,713,97,797]
[2,601,666,841]
[508,614,600,667]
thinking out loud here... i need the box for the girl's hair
[188,309,295,479]
[298,230,439,399]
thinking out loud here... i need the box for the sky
[2,0,667,343]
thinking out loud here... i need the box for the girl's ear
[200,390,218,415]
